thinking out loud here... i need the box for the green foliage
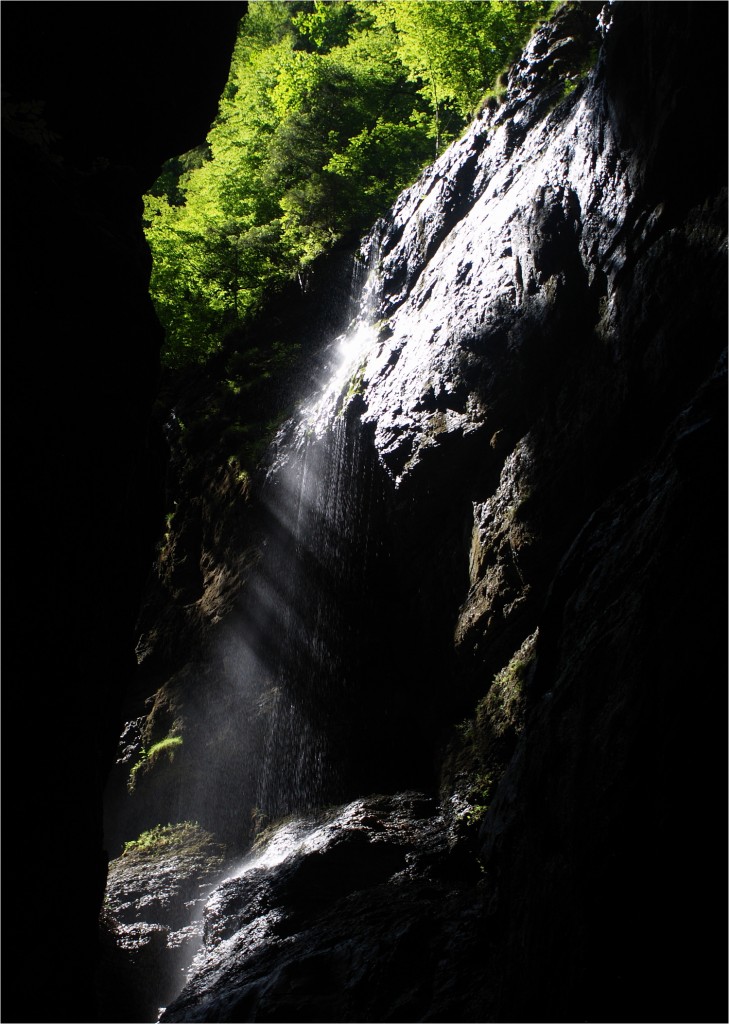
[215,334,303,469]
[374,0,552,146]
[462,771,498,826]
[128,734,183,793]
[443,632,538,826]
[227,454,251,488]
[561,39,599,98]
[250,806,270,841]
[344,360,366,402]
[335,357,367,417]
[144,1,554,368]
[146,734,184,761]
[162,504,178,548]
[293,0,362,53]
[474,642,531,737]
[121,820,220,858]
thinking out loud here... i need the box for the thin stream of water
[157,230,387,1020]
[255,226,385,818]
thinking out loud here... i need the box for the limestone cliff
[102,2,726,1021]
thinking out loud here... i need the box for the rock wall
[102,2,726,1021]
[2,6,244,1021]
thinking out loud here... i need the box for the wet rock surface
[162,794,486,1023]
[106,2,726,1021]
[100,826,230,1022]
[350,0,727,716]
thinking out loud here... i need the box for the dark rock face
[150,3,726,1022]
[100,825,229,1023]
[161,794,481,1024]
[477,351,728,1022]
[1,6,244,1022]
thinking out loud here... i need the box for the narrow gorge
[3,3,726,1023]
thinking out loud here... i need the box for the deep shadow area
[253,407,450,818]
[1,6,245,1021]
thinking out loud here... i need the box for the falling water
[252,224,386,819]
[147,229,390,1022]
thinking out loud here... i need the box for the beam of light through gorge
[252,225,385,819]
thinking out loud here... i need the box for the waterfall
[253,225,386,819]
[127,229,392,1023]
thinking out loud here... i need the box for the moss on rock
[441,631,538,823]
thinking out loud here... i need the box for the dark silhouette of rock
[1,5,245,1021]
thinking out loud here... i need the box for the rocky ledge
[161,793,485,1022]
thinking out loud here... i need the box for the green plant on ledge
[121,820,224,860]
[463,770,498,827]
[128,734,183,793]
[335,360,367,418]
[559,41,600,102]
[442,632,538,829]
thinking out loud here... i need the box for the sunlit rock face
[131,1,725,1021]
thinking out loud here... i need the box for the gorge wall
[3,1,726,1022]
[102,3,727,1022]
[1,6,245,1021]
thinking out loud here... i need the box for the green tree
[143,0,554,368]
[375,0,552,148]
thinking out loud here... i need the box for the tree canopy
[144,0,553,368]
